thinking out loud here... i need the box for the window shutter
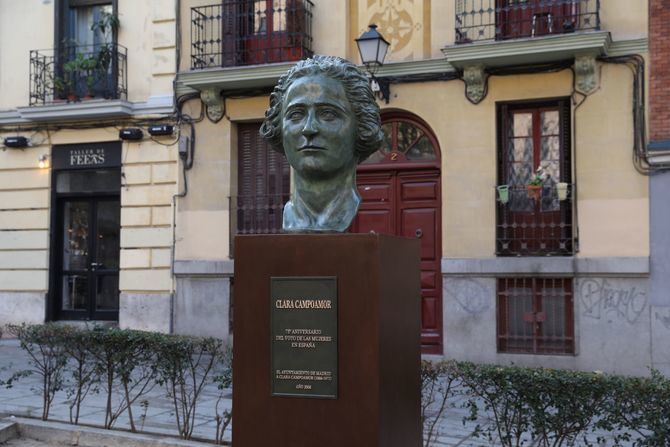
[559,99,572,183]
[237,123,290,234]
[221,0,240,67]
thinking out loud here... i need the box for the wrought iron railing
[191,0,313,69]
[496,184,574,256]
[455,0,599,43]
[232,193,289,234]
[29,44,127,106]
[229,193,289,255]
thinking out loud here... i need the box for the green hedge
[3,325,668,446]
[3,323,232,443]
[421,360,670,447]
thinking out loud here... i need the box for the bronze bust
[260,55,383,232]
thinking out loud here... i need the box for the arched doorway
[351,111,443,354]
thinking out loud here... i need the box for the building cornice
[442,31,613,68]
[0,96,174,126]
[175,58,457,98]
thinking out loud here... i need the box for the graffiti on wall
[580,279,648,325]
[447,278,490,315]
[655,310,670,330]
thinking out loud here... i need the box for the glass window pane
[56,170,120,193]
[96,275,119,310]
[506,286,534,351]
[541,136,560,170]
[396,122,422,154]
[541,110,559,136]
[363,123,392,164]
[540,287,566,338]
[254,0,268,33]
[62,275,88,311]
[272,0,286,31]
[63,201,89,271]
[406,136,437,161]
[509,137,533,168]
[95,201,120,270]
[71,4,113,48]
[513,112,533,137]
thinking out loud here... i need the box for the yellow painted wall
[382,65,648,258]
[175,96,269,260]
[0,0,54,110]
[0,0,174,110]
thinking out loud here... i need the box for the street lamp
[355,24,391,102]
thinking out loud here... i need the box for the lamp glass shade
[355,24,390,67]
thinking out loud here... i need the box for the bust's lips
[298,145,326,152]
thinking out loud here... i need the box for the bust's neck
[284,167,361,232]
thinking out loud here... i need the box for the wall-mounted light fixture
[355,24,391,103]
[38,154,50,169]
[119,128,144,141]
[3,136,30,148]
[148,124,174,136]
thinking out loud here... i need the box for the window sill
[441,256,649,277]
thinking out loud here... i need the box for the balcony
[191,0,313,70]
[455,0,599,44]
[29,44,127,106]
[496,184,574,256]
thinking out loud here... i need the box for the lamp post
[356,24,391,103]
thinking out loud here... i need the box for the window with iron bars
[496,99,574,256]
[497,277,574,354]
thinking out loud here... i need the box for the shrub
[6,323,73,420]
[155,335,229,440]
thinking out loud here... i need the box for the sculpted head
[260,55,383,179]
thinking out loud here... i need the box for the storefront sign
[271,277,338,399]
[52,141,122,170]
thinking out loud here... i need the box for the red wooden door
[351,169,442,354]
[496,0,578,40]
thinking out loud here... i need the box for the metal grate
[29,44,127,106]
[497,277,574,354]
[496,184,574,256]
[191,0,313,69]
[455,0,600,43]
[231,193,289,234]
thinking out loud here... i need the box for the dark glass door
[57,197,120,320]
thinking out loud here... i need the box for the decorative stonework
[574,55,599,95]
[200,87,225,123]
[463,64,488,104]
[359,0,428,62]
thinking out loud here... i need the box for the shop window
[497,277,574,354]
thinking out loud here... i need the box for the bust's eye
[286,109,304,120]
[319,109,338,121]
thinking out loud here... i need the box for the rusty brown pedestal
[233,233,422,447]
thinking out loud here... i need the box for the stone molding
[0,96,174,125]
[442,31,612,69]
[173,259,235,277]
[441,256,649,277]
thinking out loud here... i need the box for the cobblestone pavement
[0,339,636,446]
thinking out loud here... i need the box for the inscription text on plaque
[271,277,338,398]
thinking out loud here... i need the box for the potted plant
[81,55,99,99]
[527,166,545,200]
[556,182,569,201]
[63,54,85,102]
[91,11,120,97]
[497,184,510,204]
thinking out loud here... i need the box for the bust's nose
[301,110,318,136]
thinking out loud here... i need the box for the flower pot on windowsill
[527,184,542,200]
[556,182,569,201]
[497,185,510,204]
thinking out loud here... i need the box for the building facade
[0,0,178,330]
[1,0,667,376]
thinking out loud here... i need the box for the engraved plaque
[271,277,338,398]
